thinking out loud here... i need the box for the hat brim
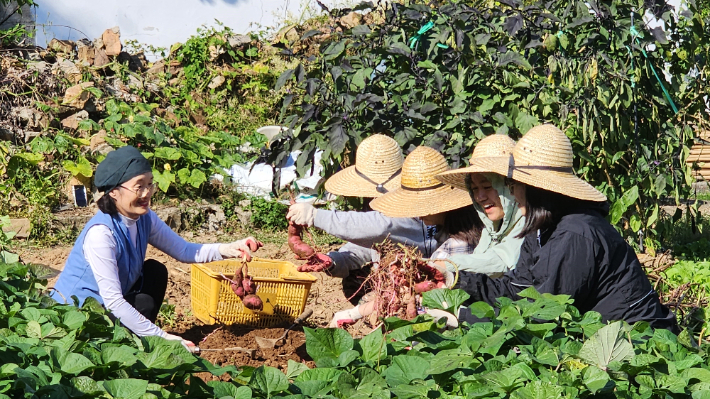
[435,156,512,191]
[511,168,607,202]
[325,165,401,198]
[369,185,473,218]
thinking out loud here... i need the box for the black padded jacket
[456,207,678,332]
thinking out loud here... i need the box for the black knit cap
[94,145,152,192]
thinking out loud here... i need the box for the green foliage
[248,197,289,230]
[290,288,709,399]
[274,0,710,242]
[0,260,244,398]
[0,216,18,263]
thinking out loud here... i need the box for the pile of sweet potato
[363,241,445,324]
[229,263,263,311]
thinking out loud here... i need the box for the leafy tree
[272,0,710,249]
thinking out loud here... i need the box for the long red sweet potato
[288,221,316,259]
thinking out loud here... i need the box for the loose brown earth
[17,229,374,374]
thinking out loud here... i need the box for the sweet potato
[297,253,333,272]
[241,264,257,295]
[405,292,417,319]
[413,280,437,294]
[288,221,316,259]
[230,263,245,297]
[242,294,264,311]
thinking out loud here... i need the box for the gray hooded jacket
[314,210,438,278]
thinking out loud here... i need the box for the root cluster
[363,240,443,325]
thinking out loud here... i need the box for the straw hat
[435,134,516,191]
[325,134,403,198]
[510,124,607,202]
[369,146,473,218]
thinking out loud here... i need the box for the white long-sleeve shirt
[83,211,222,337]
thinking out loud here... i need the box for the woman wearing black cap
[52,146,263,350]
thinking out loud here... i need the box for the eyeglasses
[119,183,156,197]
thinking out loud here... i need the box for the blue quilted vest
[52,211,151,306]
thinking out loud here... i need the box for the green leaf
[153,169,175,192]
[609,186,639,224]
[209,382,253,399]
[422,289,470,314]
[324,41,346,60]
[427,349,473,375]
[352,24,371,36]
[515,112,539,134]
[388,42,411,56]
[249,366,289,398]
[102,379,149,399]
[583,365,611,393]
[304,327,354,368]
[578,321,634,368]
[286,360,309,380]
[50,347,95,375]
[275,69,295,91]
[511,380,564,399]
[497,52,531,69]
[358,328,387,363]
[154,147,182,160]
[382,355,430,386]
[468,301,495,318]
[62,156,93,178]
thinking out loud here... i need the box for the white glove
[425,308,459,329]
[287,203,316,227]
[329,306,363,328]
[219,237,263,261]
[164,333,198,353]
[428,261,456,288]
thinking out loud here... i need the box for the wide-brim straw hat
[370,146,473,218]
[511,124,607,202]
[325,134,403,198]
[435,134,516,190]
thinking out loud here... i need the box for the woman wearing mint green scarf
[436,135,525,277]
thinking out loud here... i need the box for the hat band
[354,167,401,194]
[401,182,446,192]
[515,165,574,174]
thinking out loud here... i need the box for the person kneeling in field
[286,134,439,278]
[51,146,264,350]
[330,146,479,328]
[429,125,678,332]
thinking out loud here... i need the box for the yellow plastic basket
[190,258,317,327]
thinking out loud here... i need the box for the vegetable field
[5,254,710,399]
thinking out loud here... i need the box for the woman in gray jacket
[287,134,439,277]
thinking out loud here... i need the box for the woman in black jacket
[446,124,678,332]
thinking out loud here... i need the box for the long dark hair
[517,185,606,238]
[443,205,483,246]
[97,192,118,215]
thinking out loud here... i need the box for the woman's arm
[83,225,166,337]
[326,242,379,278]
[314,210,426,249]
[147,211,223,263]
[457,231,596,306]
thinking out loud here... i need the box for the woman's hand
[219,237,264,261]
[415,261,455,293]
[164,333,198,353]
[287,203,316,227]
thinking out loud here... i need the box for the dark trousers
[123,259,168,323]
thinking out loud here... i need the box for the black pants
[123,259,168,323]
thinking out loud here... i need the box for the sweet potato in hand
[288,221,316,259]
[297,253,333,272]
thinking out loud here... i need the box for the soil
[16,228,372,375]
